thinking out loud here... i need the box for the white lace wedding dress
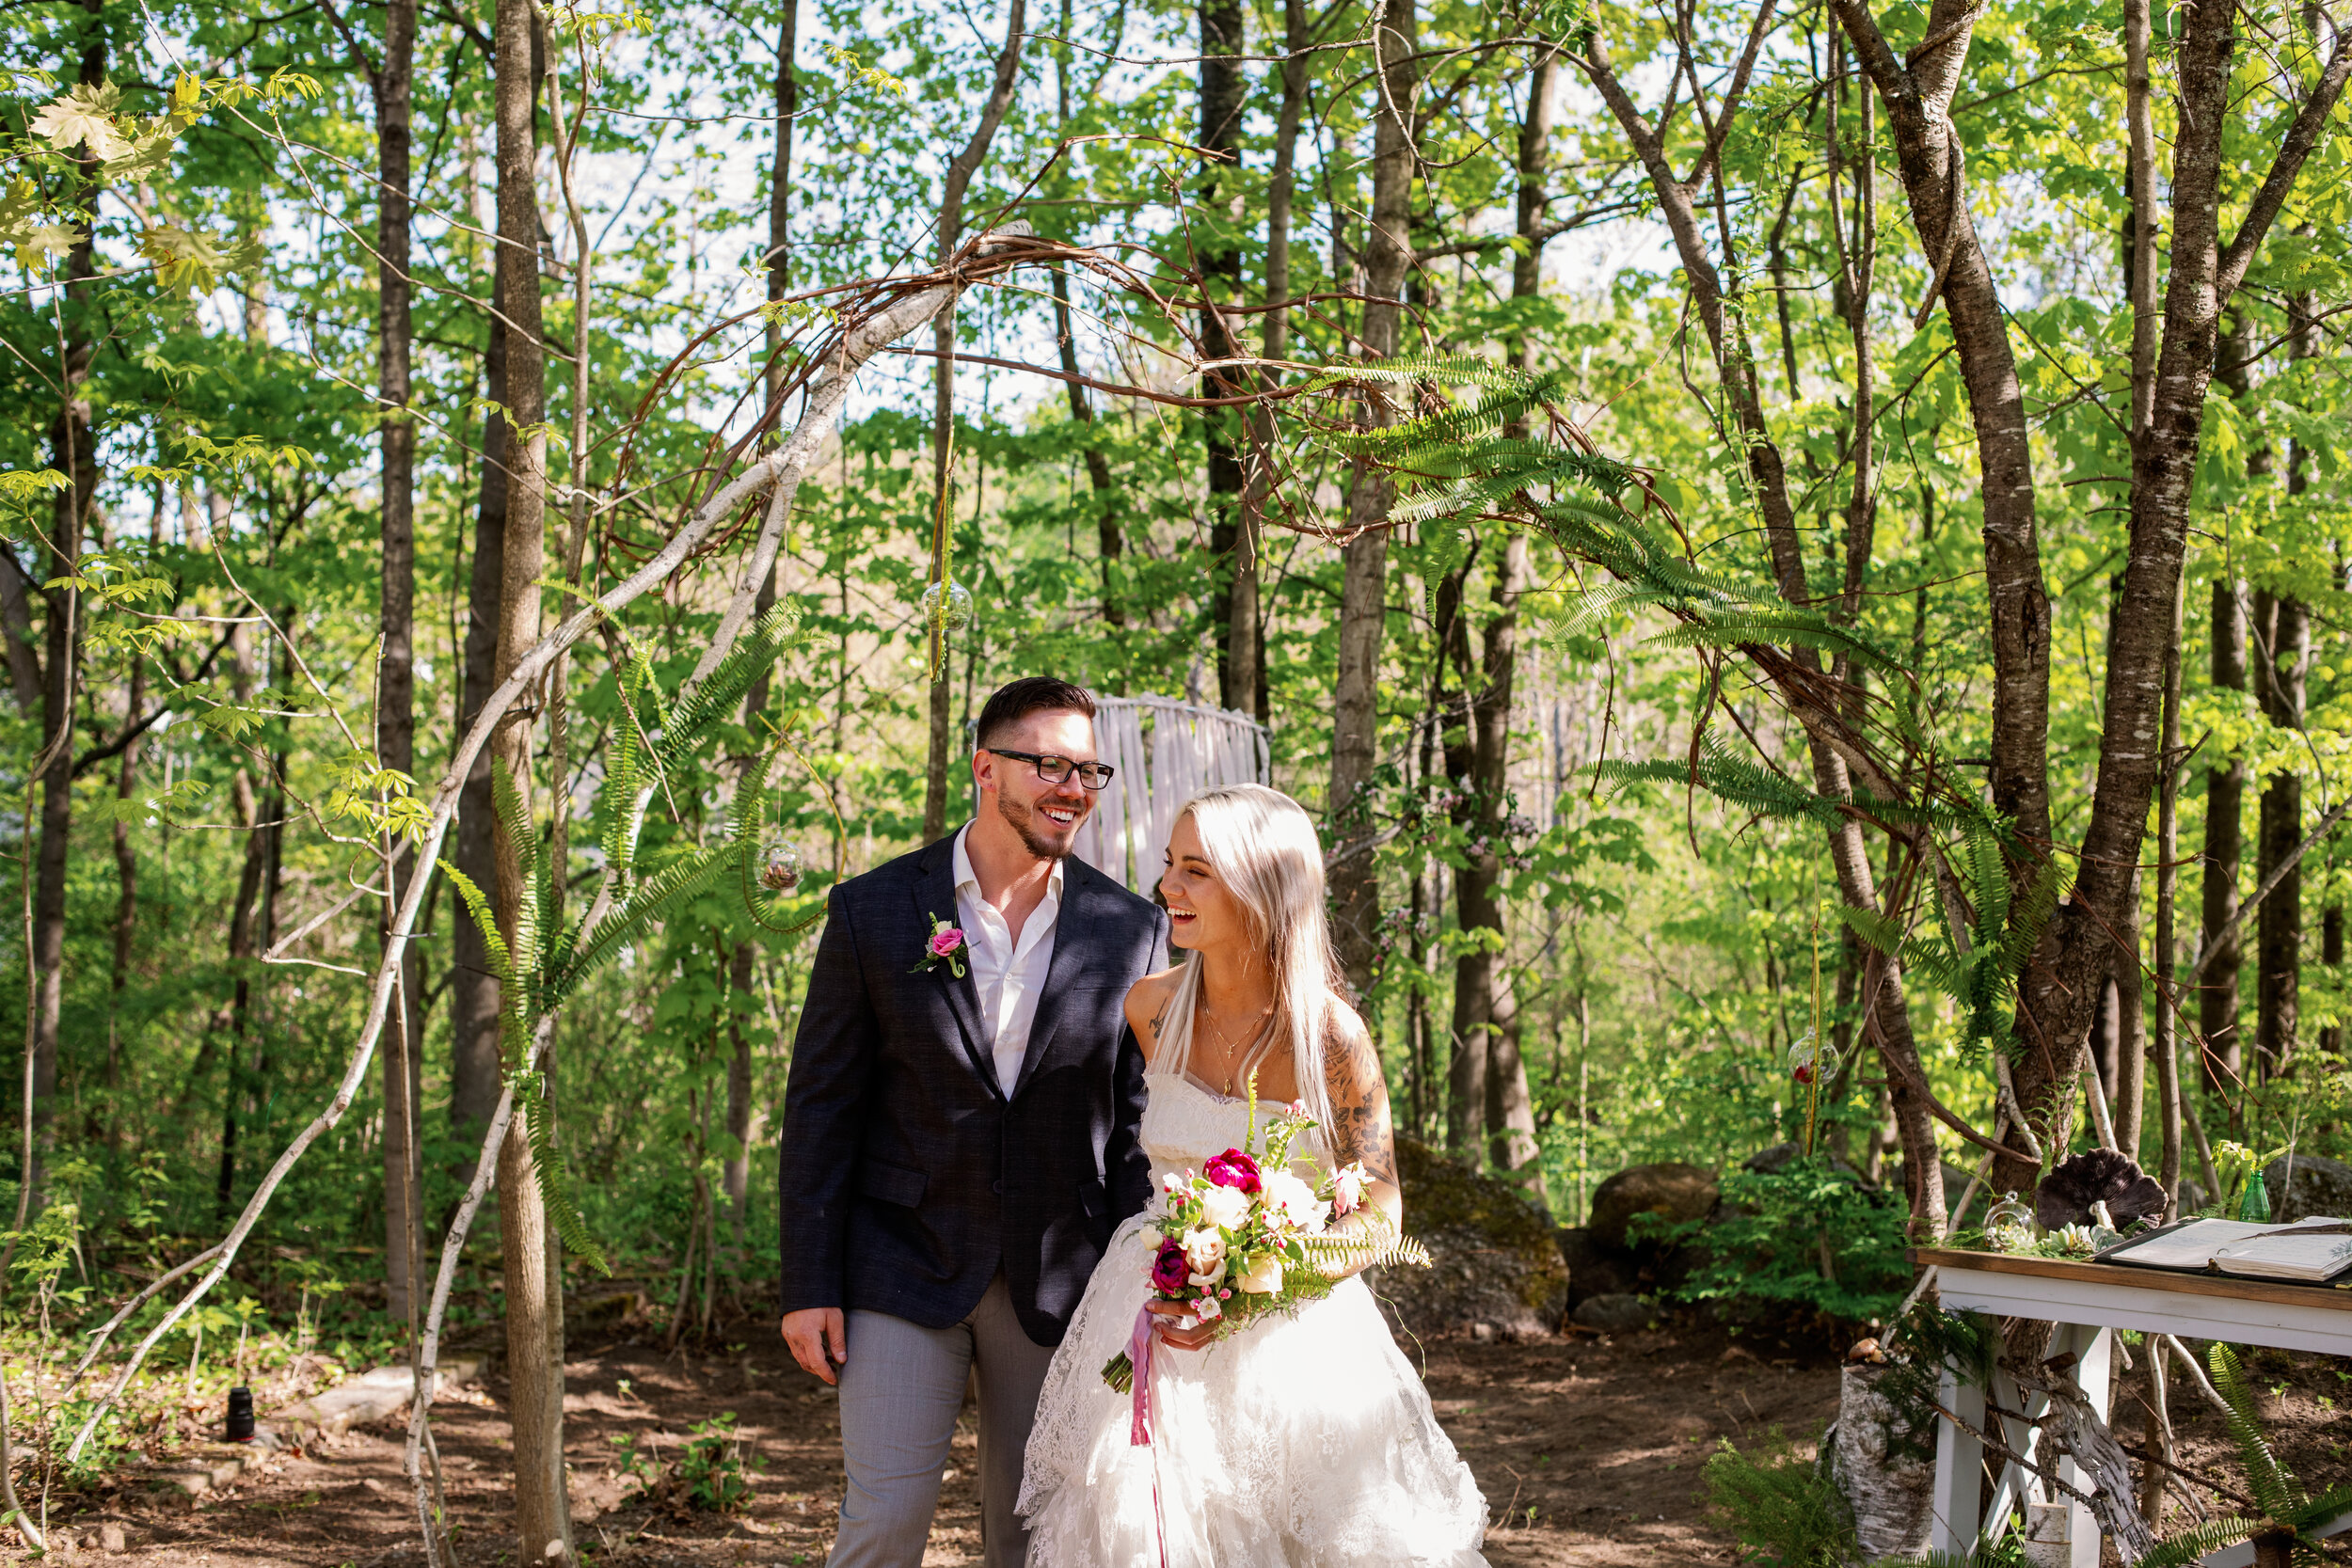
[1018,979,1489,1567]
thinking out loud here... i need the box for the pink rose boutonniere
[913,913,968,978]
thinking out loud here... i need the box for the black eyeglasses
[987,749,1116,790]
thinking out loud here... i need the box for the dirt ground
[23,1311,2351,1567]
[4,1311,1848,1567]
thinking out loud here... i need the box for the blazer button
[992,1180,1003,1195]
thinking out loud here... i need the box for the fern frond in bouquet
[1102,1079,1431,1394]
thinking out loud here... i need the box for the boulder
[1741,1141,1864,1180]
[1371,1136,1570,1339]
[2265,1153,2352,1222]
[1556,1227,1641,1307]
[1589,1162,1718,1252]
[1572,1293,1653,1335]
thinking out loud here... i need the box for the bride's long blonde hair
[1166,784,1343,1137]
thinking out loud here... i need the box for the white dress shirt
[951,823,1064,1094]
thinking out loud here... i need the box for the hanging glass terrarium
[1985,1194,2037,1254]
[921,578,974,634]
[758,840,803,893]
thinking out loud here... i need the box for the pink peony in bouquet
[1103,1090,1427,1393]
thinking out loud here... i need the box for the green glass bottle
[2240,1168,2272,1223]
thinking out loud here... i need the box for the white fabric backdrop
[1070,697,1270,893]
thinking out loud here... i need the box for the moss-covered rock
[1368,1135,1569,1340]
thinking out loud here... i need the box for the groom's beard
[997,787,1086,860]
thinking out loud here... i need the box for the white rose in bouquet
[1196,1183,1250,1231]
[1181,1227,1228,1285]
[1261,1170,1326,1232]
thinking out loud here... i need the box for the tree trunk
[103,658,142,1152]
[2255,290,2320,1083]
[730,0,798,1256]
[1198,0,1249,712]
[762,0,798,429]
[1327,0,1417,998]
[489,0,566,1551]
[220,746,286,1224]
[1048,0,1122,629]
[1232,0,1311,724]
[1462,532,1539,1198]
[921,0,1026,842]
[2254,586,2306,1082]
[451,313,511,1157]
[28,0,108,1197]
[1581,15,1946,1237]
[1981,0,2350,1193]
[2155,573,2185,1212]
[373,0,425,1337]
[2201,576,2248,1098]
[1436,553,1477,1152]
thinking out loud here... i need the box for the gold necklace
[1198,998,1275,1097]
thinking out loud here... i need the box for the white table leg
[1931,1355,1985,1555]
[1983,1361,2042,1545]
[2062,1325,2113,1568]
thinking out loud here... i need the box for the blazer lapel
[914,838,1003,1099]
[1010,862,1097,1100]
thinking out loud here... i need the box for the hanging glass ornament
[1787,1030,1836,1087]
[921,579,975,634]
[758,841,803,893]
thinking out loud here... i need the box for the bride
[1019,784,1489,1566]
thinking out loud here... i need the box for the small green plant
[1645,1156,1913,1323]
[2137,1344,2352,1567]
[610,1413,766,1515]
[677,1413,764,1513]
[1702,1425,1851,1566]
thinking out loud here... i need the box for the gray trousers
[828,1273,1056,1568]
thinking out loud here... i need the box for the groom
[778,676,1167,1568]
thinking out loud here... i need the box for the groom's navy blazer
[777,832,1167,1345]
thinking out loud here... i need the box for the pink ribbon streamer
[1128,1305,1156,1445]
[1129,1305,1170,1568]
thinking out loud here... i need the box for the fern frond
[1300,1227,1434,1273]
[489,761,544,983]
[2135,1515,2271,1568]
[598,645,654,880]
[2211,1343,2300,1514]
[658,602,803,770]
[510,1069,611,1276]
[543,844,736,1006]
[437,860,511,981]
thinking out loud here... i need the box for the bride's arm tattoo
[1322,1023,1398,1188]
[1143,984,1174,1053]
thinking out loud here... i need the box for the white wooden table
[1914,1247,2352,1568]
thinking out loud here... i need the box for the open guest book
[2097,1215,2352,1283]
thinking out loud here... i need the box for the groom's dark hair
[976,676,1098,751]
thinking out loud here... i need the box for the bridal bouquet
[1102,1090,1429,1393]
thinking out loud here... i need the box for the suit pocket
[858,1157,927,1208]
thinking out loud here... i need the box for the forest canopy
[0,0,2348,1545]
